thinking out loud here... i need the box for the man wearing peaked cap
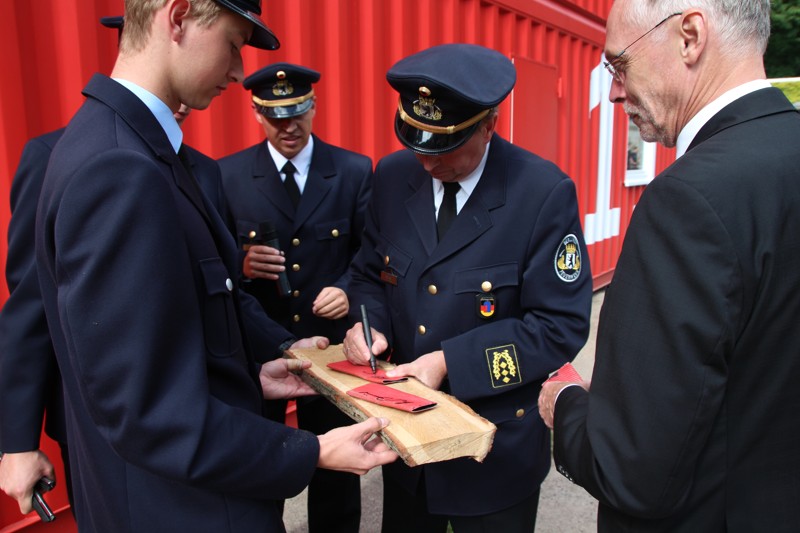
[219,62,373,533]
[33,1,397,530]
[243,63,321,118]
[99,15,234,230]
[343,43,593,531]
[389,43,517,155]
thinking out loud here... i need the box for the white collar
[433,141,490,197]
[268,136,314,176]
[676,79,771,158]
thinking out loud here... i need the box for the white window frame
[624,118,657,187]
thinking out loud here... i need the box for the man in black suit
[539,1,800,530]
[343,43,593,532]
[219,63,372,533]
[34,1,396,531]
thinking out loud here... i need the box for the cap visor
[261,99,314,119]
[215,0,280,50]
[394,113,478,155]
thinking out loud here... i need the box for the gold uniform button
[292,238,300,246]
[331,229,340,238]
[292,264,301,272]
[384,256,390,265]
[481,281,492,292]
[292,290,300,298]
[293,315,301,323]
[428,285,438,295]
[516,408,525,418]
[248,230,256,239]
[418,325,426,335]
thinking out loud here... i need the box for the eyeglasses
[603,12,682,82]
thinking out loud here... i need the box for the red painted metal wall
[1,0,662,529]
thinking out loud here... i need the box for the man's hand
[242,244,285,280]
[342,322,388,366]
[290,336,330,351]
[538,381,589,428]
[0,450,54,514]
[317,417,398,475]
[312,287,349,319]
[259,358,317,399]
[385,350,447,390]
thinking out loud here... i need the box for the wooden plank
[285,344,496,467]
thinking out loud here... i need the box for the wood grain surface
[285,344,496,466]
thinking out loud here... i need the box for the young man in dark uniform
[34,2,395,530]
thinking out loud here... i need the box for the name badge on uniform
[476,293,496,319]
[381,269,398,286]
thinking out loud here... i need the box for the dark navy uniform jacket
[0,134,234,459]
[348,134,593,515]
[219,135,372,343]
[35,74,319,533]
[0,129,67,453]
[182,145,236,236]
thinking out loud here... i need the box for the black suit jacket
[349,135,593,515]
[36,74,318,532]
[554,88,800,531]
[219,135,372,343]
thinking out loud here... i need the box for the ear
[678,9,707,66]
[168,0,192,42]
[252,104,266,124]
[480,113,499,142]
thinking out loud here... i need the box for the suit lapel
[83,74,233,261]
[251,141,295,219]
[405,168,438,256]
[293,135,332,230]
[425,136,506,268]
[83,75,214,226]
[689,88,797,152]
[175,147,213,225]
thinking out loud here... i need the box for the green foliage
[772,81,800,106]
[765,0,800,77]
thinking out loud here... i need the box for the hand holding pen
[360,305,378,374]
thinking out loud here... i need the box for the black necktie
[437,182,460,241]
[282,161,301,208]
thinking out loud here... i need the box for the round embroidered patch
[554,234,582,283]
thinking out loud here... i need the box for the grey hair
[624,0,771,56]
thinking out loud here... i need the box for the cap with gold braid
[387,43,516,155]
[244,63,321,119]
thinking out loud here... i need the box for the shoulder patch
[554,234,582,283]
[486,344,522,388]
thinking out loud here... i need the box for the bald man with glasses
[539,0,800,530]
